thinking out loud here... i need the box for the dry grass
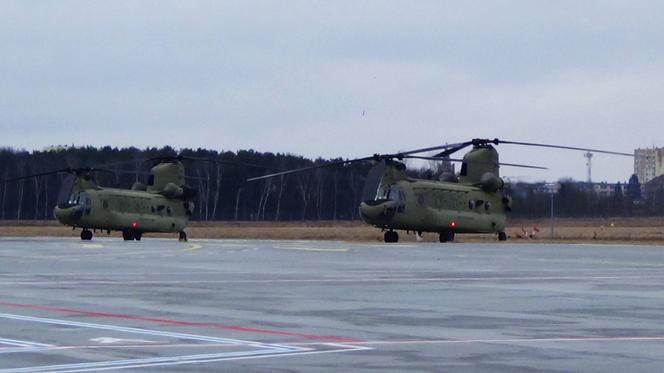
[0,218,663,244]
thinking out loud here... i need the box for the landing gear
[134,232,142,241]
[80,229,93,241]
[498,231,508,241]
[179,231,188,242]
[122,229,135,241]
[384,230,399,243]
[439,230,455,243]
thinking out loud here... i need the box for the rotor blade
[1,168,70,182]
[403,155,548,170]
[397,142,472,156]
[432,141,475,157]
[495,140,633,157]
[247,156,375,182]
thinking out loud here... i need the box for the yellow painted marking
[184,244,204,251]
[279,247,348,253]
[82,244,103,249]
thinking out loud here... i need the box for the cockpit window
[460,163,468,176]
[67,192,89,205]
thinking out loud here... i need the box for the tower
[584,152,593,183]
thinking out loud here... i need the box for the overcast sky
[1,1,662,182]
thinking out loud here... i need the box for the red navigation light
[131,222,138,229]
[449,220,457,229]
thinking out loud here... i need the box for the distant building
[592,182,619,198]
[634,147,664,184]
[644,174,664,201]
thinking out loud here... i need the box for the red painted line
[0,301,363,343]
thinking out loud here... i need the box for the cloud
[0,1,662,181]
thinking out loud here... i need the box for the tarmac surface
[1,237,664,372]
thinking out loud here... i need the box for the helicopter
[248,139,633,243]
[3,156,273,241]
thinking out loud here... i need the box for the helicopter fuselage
[359,179,507,235]
[54,187,190,234]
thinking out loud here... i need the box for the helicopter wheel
[122,229,135,241]
[439,230,454,243]
[134,232,142,241]
[498,231,508,241]
[179,231,188,242]
[80,229,93,241]
[384,230,398,243]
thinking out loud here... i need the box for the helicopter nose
[54,205,84,224]
[359,200,397,224]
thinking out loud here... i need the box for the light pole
[545,183,558,238]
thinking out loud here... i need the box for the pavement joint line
[3,274,664,286]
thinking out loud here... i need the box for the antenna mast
[584,152,593,183]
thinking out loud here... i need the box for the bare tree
[332,171,338,220]
[1,168,8,220]
[296,174,312,220]
[234,187,242,221]
[33,175,40,220]
[211,162,222,219]
[274,175,287,221]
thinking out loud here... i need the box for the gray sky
[1,0,662,182]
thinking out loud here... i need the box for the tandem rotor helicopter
[249,138,633,243]
[2,156,272,241]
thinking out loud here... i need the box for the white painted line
[2,345,371,373]
[0,337,51,348]
[349,336,664,345]
[0,312,292,348]
[0,312,369,373]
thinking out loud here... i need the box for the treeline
[0,146,661,221]
[507,175,664,219]
[0,146,377,221]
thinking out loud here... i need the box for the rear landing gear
[498,231,508,241]
[384,230,399,243]
[439,230,455,243]
[179,231,188,242]
[80,229,93,241]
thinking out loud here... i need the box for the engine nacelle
[161,182,184,198]
[439,172,458,183]
[479,172,504,192]
[131,182,147,191]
